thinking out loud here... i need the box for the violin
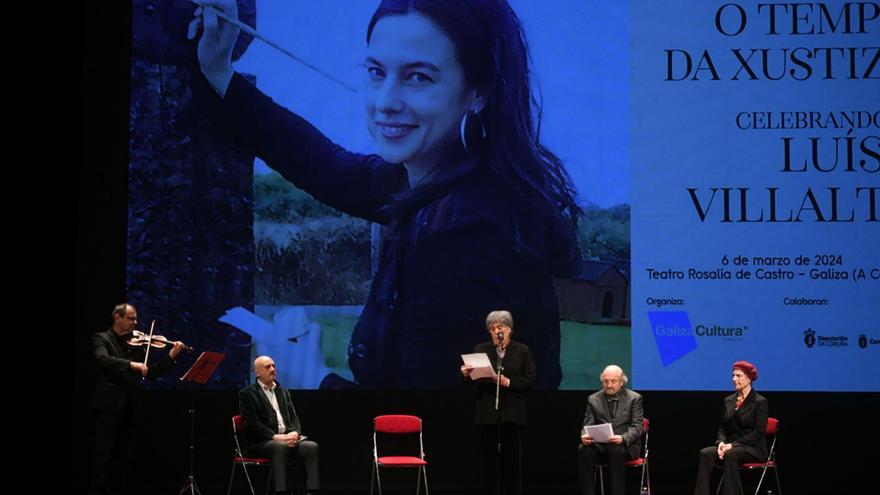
[128,329,194,354]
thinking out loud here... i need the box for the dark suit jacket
[91,329,176,413]
[715,390,768,460]
[582,388,645,459]
[239,381,303,451]
[471,340,536,426]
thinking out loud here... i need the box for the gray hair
[111,303,133,319]
[599,365,628,385]
[485,310,513,330]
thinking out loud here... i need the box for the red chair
[595,418,651,495]
[715,417,783,495]
[370,414,429,495]
[226,415,274,495]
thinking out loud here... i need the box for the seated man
[239,355,320,495]
[577,365,645,495]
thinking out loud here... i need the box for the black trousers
[89,408,136,495]
[479,423,522,495]
[252,439,320,492]
[577,443,630,495]
[695,445,760,495]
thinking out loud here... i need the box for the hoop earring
[460,111,487,154]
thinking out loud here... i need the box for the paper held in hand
[582,423,614,443]
[461,353,498,380]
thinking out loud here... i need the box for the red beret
[732,360,758,381]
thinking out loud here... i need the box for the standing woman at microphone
[461,310,535,495]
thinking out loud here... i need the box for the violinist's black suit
[89,329,177,495]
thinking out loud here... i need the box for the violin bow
[189,0,356,92]
[142,319,158,374]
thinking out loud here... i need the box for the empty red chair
[371,414,429,495]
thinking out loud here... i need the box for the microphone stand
[494,355,503,411]
[494,332,504,495]
[494,331,504,411]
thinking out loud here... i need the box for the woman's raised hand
[187,0,239,97]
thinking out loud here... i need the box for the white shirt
[259,380,286,434]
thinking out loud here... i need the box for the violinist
[89,303,186,495]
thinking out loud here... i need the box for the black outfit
[694,391,769,495]
[577,388,645,495]
[239,381,320,493]
[89,329,177,495]
[213,73,580,389]
[469,339,536,495]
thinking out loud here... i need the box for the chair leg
[371,462,383,495]
[226,462,236,495]
[595,465,605,495]
[422,466,430,495]
[754,465,769,495]
[227,462,258,495]
[639,460,648,495]
[244,462,259,495]
[640,460,651,495]
[774,467,782,495]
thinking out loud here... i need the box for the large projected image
[128,1,876,392]
[127,0,631,390]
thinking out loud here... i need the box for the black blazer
[238,381,303,451]
[716,390,769,460]
[582,388,645,459]
[91,329,176,413]
[471,340,536,426]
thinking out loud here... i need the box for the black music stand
[177,351,225,495]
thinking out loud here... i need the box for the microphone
[496,330,504,346]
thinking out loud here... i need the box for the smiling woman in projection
[190,0,582,389]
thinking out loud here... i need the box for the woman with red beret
[694,360,769,495]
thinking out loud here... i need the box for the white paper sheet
[461,353,498,380]
[582,423,615,443]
